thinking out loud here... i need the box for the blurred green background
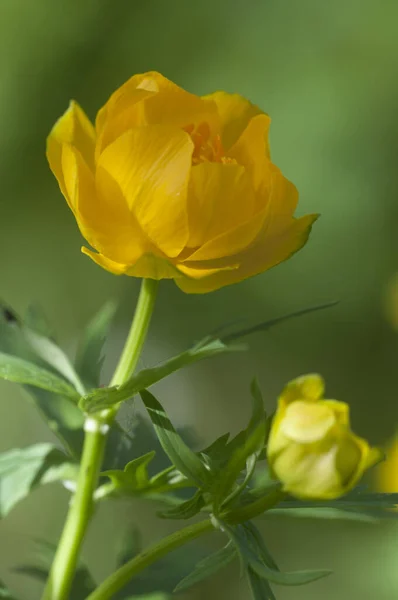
[1,0,398,598]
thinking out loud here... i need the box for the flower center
[183,122,235,166]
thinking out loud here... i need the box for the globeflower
[47,71,317,293]
[267,374,382,500]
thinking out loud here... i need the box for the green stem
[110,279,159,387]
[86,519,214,600]
[42,278,159,600]
[86,489,285,600]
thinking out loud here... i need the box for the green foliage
[173,542,237,592]
[0,352,80,400]
[14,540,96,600]
[226,522,332,587]
[80,338,244,413]
[0,444,72,517]
[75,301,117,390]
[140,389,211,488]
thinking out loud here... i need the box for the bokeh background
[1,0,398,598]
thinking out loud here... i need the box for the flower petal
[97,125,193,257]
[228,114,271,189]
[176,213,318,293]
[204,91,264,150]
[82,247,180,280]
[186,162,256,248]
[96,71,218,156]
[47,101,95,202]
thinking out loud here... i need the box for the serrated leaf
[0,444,69,516]
[222,302,338,343]
[0,352,80,400]
[103,451,156,493]
[211,383,267,512]
[140,390,210,489]
[23,328,86,396]
[174,542,236,592]
[75,301,117,389]
[158,491,204,520]
[80,339,244,413]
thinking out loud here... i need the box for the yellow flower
[267,374,382,500]
[47,71,317,293]
[376,435,398,493]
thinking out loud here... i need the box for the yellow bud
[267,374,382,500]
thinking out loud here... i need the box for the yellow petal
[376,436,398,493]
[82,247,130,275]
[176,213,318,293]
[96,71,218,157]
[82,248,180,280]
[280,374,326,407]
[228,114,271,189]
[204,90,264,150]
[323,400,351,427]
[186,162,256,248]
[97,125,193,257]
[281,400,336,444]
[62,144,149,264]
[60,144,98,248]
[47,101,95,202]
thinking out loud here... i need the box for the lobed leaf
[140,390,211,489]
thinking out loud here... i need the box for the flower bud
[267,375,382,500]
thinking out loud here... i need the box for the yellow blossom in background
[267,374,382,500]
[376,435,398,493]
[47,71,317,293]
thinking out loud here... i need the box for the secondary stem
[86,519,214,600]
[86,488,285,600]
[42,278,159,600]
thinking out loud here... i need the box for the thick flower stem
[42,278,159,600]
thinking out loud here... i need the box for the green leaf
[103,451,156,493]
[226,524,331,587]
[0,444,70,516]
[265,507,378,523]
[221,301,338,343]
[279,490,398,510]
[158,491,204,520]
[114,527,206,599]
[0,352,80,400]
[211,381,267,512]
[24,304,56,339]
[140,389,211,489]
[247,569,276,600]
[174,542,236,592]
[14,540,96,600]
[23,327,86,396]
[75,301,117,389]
[123,595,170,600]
[80,338,244,413]
[0,580,19,600]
